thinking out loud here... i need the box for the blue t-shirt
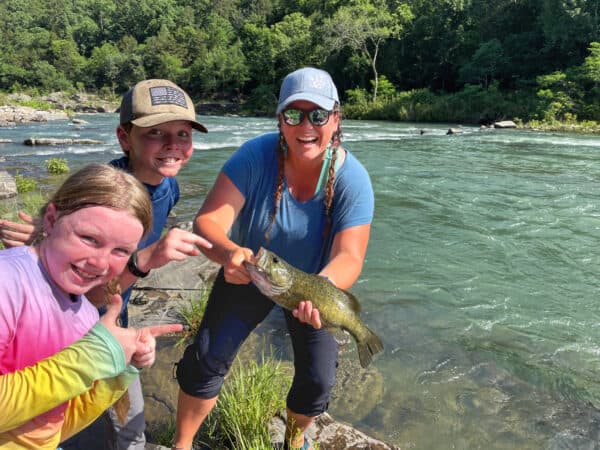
[224,132,374,273]
[109,156,179,325]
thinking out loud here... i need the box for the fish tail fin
[356,327,384,368]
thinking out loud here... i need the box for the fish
[244,247,383,368]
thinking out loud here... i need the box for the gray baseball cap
[276,67,339,114]
[120,79,207,132]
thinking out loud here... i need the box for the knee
[286,367,336,416]
[175,330,231,398]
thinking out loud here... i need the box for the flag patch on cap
[149,86,187,108]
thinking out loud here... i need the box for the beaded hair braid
[264,114,343,243]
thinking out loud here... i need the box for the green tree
[458,39,507,88]
[271,13,316,79]
[241,23,276,86]
[323,0,412,101]
[536,71,581,121]
[51,39,86,82]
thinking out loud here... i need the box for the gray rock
[0,170,17,199]
[0,105,69,125]
[493,120,517,128]
[23,137,104,146]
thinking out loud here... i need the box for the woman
[173,67,374,450]
[0,163,182,448]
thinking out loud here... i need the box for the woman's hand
[222,246,254,285]
[100,294,183,368]
[293,301,322,329]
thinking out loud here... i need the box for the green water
[2,116,600,448]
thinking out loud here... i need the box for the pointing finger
[144,323,183,337]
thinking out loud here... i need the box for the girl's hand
[100,294,183,367]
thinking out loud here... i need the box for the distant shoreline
[2,92,599,134]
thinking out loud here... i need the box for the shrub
[45,158,70,174]
[14,172,37,193]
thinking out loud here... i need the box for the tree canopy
[0,0,598,122]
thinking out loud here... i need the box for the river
[2,114,600,449]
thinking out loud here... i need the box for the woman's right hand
[100,294,183,368]
[0,211,35,247]
[222,246,254,285]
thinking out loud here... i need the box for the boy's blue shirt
[108,156,180,326]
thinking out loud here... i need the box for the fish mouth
[255,247,268,264]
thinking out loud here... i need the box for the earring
[42,231,48,238]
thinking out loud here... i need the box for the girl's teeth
[74,266,97,280]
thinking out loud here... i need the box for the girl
[0,163,182,448]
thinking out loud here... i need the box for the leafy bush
[45,158,70,174]
[14,172,37,193]
[17,99,54,110]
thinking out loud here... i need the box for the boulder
[0,170,17,200]
[23,138,104,146]
[446,128,462,135]
[0,105,69,125]
[493,120,517,128]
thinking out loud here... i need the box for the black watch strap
[127,251,150,278]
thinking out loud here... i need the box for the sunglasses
[281,108,333,126]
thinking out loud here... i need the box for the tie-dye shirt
[0,246,138,448]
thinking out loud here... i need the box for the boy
[0,79,212,450]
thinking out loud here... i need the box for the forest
[1,0,598,126]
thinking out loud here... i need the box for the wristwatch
[127,251,150,278]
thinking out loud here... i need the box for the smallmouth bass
[245,247,383,368]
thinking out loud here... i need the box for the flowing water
[2,115,600,449]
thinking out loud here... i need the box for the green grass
[198,355,292,449]
[176,284,212,346]
[17,99,54,110]
[169,289,297,450]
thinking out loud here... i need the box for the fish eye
[273,257,279,263]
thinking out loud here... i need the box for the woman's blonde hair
[31,163,152,244]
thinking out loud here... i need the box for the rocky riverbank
[0,92,119,127]
[0,92,243,128]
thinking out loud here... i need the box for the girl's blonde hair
[31,163,152,244]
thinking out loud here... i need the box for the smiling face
[279,100,340,164]
[117,120,194,185]
[38,204,144,296]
